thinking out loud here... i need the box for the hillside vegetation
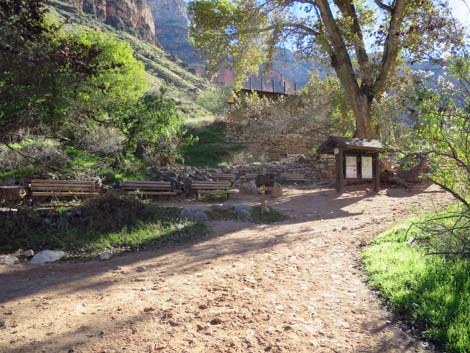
[48,0,216,124]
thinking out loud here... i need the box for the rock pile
[145,154,336,187]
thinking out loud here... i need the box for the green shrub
[0,192,206,257]
[250,205,286,224]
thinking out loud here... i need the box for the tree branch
[333,0,371,91]
[3,143,61,172]
[374,0,392,12]
[373,0,407,97]
[429,176,470,208]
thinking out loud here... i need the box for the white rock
[0,255,19,265]
[239,181,259,195]
[23,249,35,258]
[99,251,112,261]
[180,207,208,222]
[30,250,65,264]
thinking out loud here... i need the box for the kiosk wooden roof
[317,136,388,154]
[317,136,390,194]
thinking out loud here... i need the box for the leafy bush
[116,92,190,166]
[411,56,470,210]
[250,206,286,224]
[0,6,148,142]
[195,85,232,114]
[72,125,125,157]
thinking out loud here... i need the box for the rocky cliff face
[72,0,157,43]
[148,0,187,28]
[147,0,204,69]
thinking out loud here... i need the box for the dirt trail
[0,185,452,353]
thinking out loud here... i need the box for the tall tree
[189,0,462,138]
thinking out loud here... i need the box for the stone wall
[227,134,322,162]
[146,154,337,186]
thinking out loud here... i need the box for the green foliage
[1,0,195,170]
[250,206,286,224]
[195,85,232,114]
[57,29,148,122]
[363,215,470,353]
[116,91,188,166]
[182,122,244,167]
[0,2,148,140]
[0,193,206,257]
[410,55,470,209]
[301,73,355,136]
[189,0,270,84]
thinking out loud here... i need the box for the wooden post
[336,148,344,194]
[261,189,266,215]
[373,153,380,192]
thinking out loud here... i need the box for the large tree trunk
[316,0,374,140]
[347,90,373,139]
[315,0,407,141]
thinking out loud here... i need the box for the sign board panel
[361,156,373,179]
[346,156,357,178]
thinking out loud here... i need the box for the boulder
[30,250,65,264]
[232,205,252,220]
[270,183,283,198]
[180,207,208,222]
[0,255,19,265]
[239,181,259,195]
[23,249,35,258]
[98,251,113,261]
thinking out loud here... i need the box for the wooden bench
[280,173,308,184]
[28,179,100,198]
[191,181,237,200]
[210,173,236,184]
[120,181,179,196]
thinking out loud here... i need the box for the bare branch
[374,0,392,12]
[429,176,470,208]
[373,0,407,97]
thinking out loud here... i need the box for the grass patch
[250,206,287,224]
[362,215,470,353]
[182,122,244,167]
[0,192,206,259]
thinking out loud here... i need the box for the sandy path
[0,185,452,353]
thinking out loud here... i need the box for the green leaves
[189,0,271,87]
[410,55,470,209]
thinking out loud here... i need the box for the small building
[317,136,389,194]
[227,76,297,104]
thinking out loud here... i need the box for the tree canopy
[0,0,147,141]
[189,0,463,138]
